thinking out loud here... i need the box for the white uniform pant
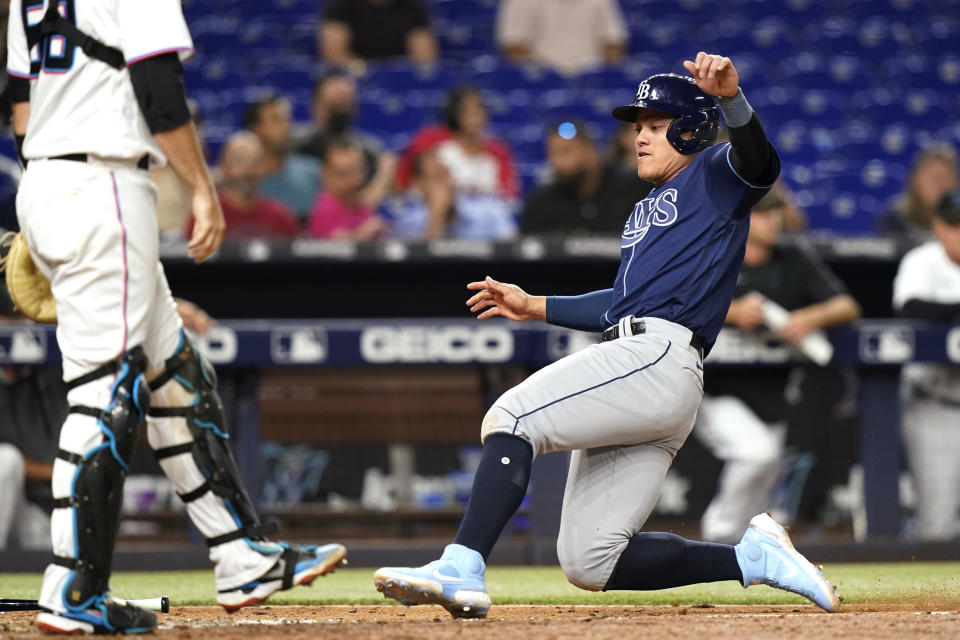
[481,317,704,590]
[694,395,784,543]
[0,443,25,548]
[0,443,52,550]
[902,397,960,540]
[17,160,273,611]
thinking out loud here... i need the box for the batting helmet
[612,74,720,155]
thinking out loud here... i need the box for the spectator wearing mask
[295,71,383,183]
[876,144,959,242]
[892,189,960,540]
[310,137,392,241]
[246,95,320,222]
[521,121,652,235]
[186,132,300,240]
[320,0,437,70]
[381,149,454,239]
[496,0,627,76]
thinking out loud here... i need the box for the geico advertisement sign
[360,326,514,363]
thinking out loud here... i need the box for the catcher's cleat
[735,513,841,612]
[217,543,347,611]
[36,596,156,635]
[374,544,490,619]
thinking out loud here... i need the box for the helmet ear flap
[666,110,720,155]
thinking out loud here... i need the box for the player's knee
[480,405,514,444]
[556,534,612,592]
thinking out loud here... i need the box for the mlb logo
[859,326,914,363]
[271,328,328,364]
[0,328,47,364]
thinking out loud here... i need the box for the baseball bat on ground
[0,596,170,613]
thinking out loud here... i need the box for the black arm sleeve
[9,76,31,104]
[727,113,776,185]
[898,299,960,322]
[128,53,191,134]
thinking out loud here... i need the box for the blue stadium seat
[355,98,425,135]
[937,55,960,87]
[483,93,534,127]
[577,67,633,92]
[804,16,858,55]
[749,17,797,51]
[467,58,566,93]
[620,53,670,83]
[435,19,496,61]
[363,61,461,93]
[634,19,694,57]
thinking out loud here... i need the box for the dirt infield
[3,603,960,639]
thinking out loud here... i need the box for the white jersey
[893,240,960,402]
[6,0,193,166]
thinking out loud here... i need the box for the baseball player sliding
[375,53,840,617]
[7,1,344,634]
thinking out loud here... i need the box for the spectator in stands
[521,120,651,235]
[186,132,300,240]
[381,149,454,239]
[295,71,383,184]
[246,95,320,223]
[893,189,960,540]
[496,0,628,76]
[696,191,860,542]
[876,144,959,241]
[310,137,391,241]
[398,87,519,240]
[604,120,641,180]
[320,0,437,71]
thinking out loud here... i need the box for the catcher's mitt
[0,231,57,323]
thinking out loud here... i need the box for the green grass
[2,563,958,607]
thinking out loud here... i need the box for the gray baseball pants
[481,317,704,590]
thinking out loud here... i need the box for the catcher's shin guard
[148,332,275,552]
[53,346,150,610]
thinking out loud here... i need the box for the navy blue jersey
[602,142,779,351]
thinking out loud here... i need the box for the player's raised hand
[188,187,226,263]
[683,52,739,98]
[466,276,546,322]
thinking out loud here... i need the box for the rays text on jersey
[621,188,679,248]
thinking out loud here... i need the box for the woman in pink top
[310,138,393,240]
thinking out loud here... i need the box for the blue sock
[604,532,744,590]
[453,434,532,560]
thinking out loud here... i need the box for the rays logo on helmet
[636,81,651,100]
[621,189,679,248]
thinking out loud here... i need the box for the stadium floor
[2,603,960,639]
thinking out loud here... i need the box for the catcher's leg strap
[148,333,275,548]
[53,346,150,610]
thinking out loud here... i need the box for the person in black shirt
[696,191,861,542]
[520,121,652,235]
[320,0,438,69]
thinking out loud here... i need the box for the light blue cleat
[373,544,491,618]
[735,513,841,612]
